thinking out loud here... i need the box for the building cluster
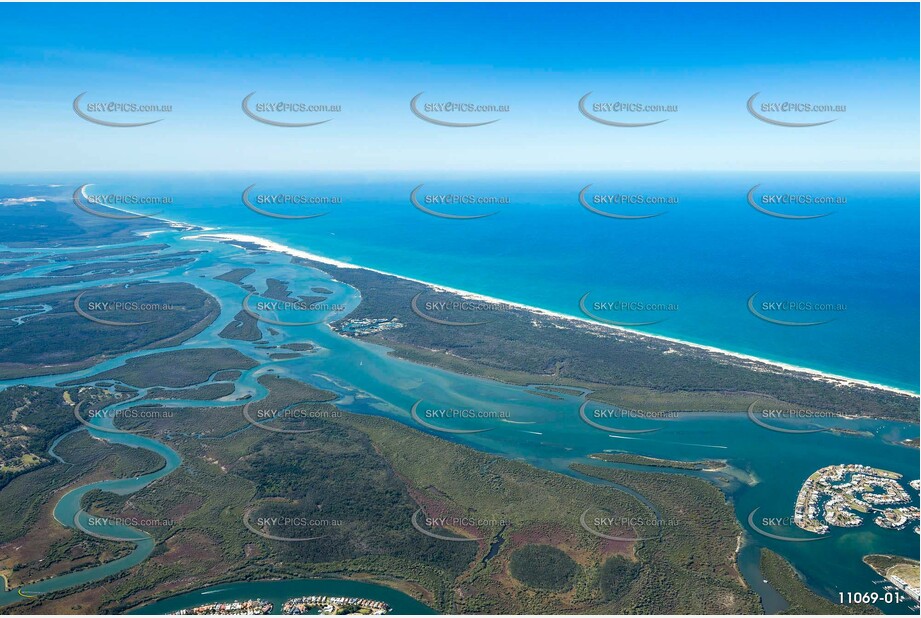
[794,464,919,534]
[874,506,921,530]
[336,318,404,337]
[890,574,921,603]
[282,595,391,615]
[172,599,273,615]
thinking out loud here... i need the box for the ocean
[0,195,916,613]
[56,171,919,393]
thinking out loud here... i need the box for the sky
[0,3,918,173]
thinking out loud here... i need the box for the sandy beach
[184,232,920,399]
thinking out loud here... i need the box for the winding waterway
[0,228,917,613]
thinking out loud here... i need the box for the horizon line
[2,169,919,175]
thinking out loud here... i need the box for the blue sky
[0,3,918,172]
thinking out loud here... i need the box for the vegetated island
[0,281,221,379]
[589,452,726,471]
[829,428,875,439]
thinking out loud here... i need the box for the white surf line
[185,233,919,398]
[40,192,916,399]
[178,231,918,398]
[521,430,544,435]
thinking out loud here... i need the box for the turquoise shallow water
[0,197,917,613]
[34,170,917,393]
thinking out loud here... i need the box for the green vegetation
[281,343,315,352]
[214,268,256,285]
[306,260,916,423]
[144,383,237,402]
[11,532,133,584]
[508,545,579,591]
[0,429,165,592]
[0,194,160,248]
[863,554,919,601]
[761,548,879,615]
[332,412,756,614]
[0,386,75,489]
[598,555,641,601]
[212,370,242,382]
[64,348,257,389]
[15,372,756,615]
[0,282,220,379]
[44,251,202,278]
[590,452,726,471]
[0,258,48,276]
[570,462,755,613]
[218,310,262,341]
[0,429,165,545]
[863,554,919,575]
[58,244,170,261]
[534,386,585,397]
[0,254,198,295]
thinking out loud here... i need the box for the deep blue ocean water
[11,172,920,391]
[0,193,917,612]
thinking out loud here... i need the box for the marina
[794,465,919,534]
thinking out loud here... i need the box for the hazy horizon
[1,4,918,173]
